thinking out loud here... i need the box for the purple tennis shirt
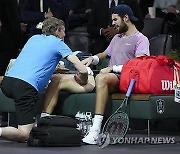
[106,31,150,66]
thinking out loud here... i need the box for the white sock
[0,128,2,136]
[91,115,103,131]
[40,112,50,118]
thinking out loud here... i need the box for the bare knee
[95,74,109,89]
[50,74,63,85]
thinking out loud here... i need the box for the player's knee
[95,74,108,87]
[51,74,62,84]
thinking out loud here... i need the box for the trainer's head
[42,17,65,39]
[112,4,138,22]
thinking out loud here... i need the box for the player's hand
[81,56,94,66]
[100,66,113,74]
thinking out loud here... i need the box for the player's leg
[83,73,119,144]
[42,74,95,114]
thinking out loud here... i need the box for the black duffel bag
[27,115,82,147]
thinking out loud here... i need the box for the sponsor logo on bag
[156,99,165,114]
[175,85,180,103]
[161,80,176,91]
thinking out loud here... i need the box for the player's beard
[118,21,128,34]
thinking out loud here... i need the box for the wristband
[113,65,123,73]
[91,55,99,65]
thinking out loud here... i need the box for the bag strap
[37,115,78,128]
[173,65,180,86]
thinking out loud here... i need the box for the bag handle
[157,55,175,66]
[173,65,180,86]
[137,55,175,66]
[136,55,156,60]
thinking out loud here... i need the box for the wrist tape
[91,55,99,65]
[113,65,123,73]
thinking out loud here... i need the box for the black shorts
[1,76,38,125]
[114,72,120,79]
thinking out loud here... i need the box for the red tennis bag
[119,55,180,94]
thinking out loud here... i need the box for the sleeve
[57,40,73,58]
[135,34,150,56]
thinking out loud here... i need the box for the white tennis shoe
[82,127,100,145]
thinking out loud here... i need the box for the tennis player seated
[81,4,149,144]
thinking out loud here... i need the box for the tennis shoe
[82,127,100,144]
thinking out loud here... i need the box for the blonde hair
[42,17,65,36]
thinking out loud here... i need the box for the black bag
[27,115,82,147]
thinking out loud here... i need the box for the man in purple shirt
[81,4,150,144]
[41,4,149,144]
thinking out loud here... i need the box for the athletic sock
[91,114,104,131]
[40,112,50,118]
[0,128,2,136]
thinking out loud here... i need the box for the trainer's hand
[74,72,88,85]
[81,57,94,66]
[100,66,113,74]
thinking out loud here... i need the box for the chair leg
[8,112,17,127]
[147,119,150,137]
[7,112,10,126]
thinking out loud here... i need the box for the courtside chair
[149,34,172,56]
[142,18,164,39]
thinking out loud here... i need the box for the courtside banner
[120,55,180,94]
